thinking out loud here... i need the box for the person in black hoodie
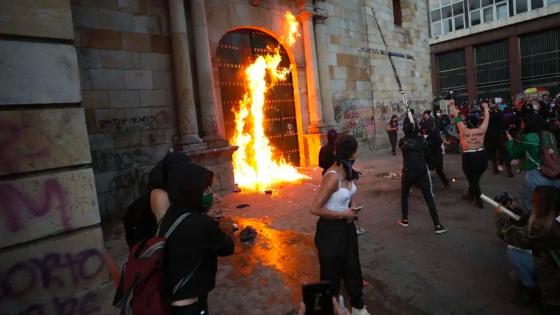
[398,117,448,234]
[422,112,450,188]
[319,129,338,175]
[123,152,191,247]
[159,163,235,315]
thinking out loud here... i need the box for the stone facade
[0,0,112,314]
[321,0,432,148]
[2,0,431,218]
[204,0,432,161]
[72,0,177,217]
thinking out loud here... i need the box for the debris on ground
[232,223,239,232]
[239,226,257,242]
[236,203,250,209]
[264,189,273,194]
[233,184,241,193]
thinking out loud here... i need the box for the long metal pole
[369,7,413,122]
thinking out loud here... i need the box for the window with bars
[475,40,510,85]
[437,50,468,89]
[520,28,560,95]
[475,40,511,100]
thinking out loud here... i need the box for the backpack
[114,213,201,315]
[123,193,157,248]
[539,131,560,179]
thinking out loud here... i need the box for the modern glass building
[429,0,560,103]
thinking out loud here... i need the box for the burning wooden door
[216,29,300,166]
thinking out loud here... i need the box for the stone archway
[216,28,301,166]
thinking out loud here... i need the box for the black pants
[427,148,449,186]
[488,141,511,172]
[388,131,398,154]
[170,295,208,315]
[461,150,488,201]
[315,218,364,309]
[401,172,441,226]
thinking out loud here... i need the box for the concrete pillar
[298,6,324,133]
[190,0,228,148]
[465,45,477,103]
[508,36,522,101]
[314,14,336,129]
[169,0,205,150]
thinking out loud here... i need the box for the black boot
[507,166,514,178]
[510,285,537,306]
[475,198,484,209]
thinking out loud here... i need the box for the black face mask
[341,159,355,166]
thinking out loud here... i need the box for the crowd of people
[376,92,560,313]
[115,92,560,315]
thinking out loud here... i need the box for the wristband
[454,117,462,124]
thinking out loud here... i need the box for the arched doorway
[216,28,300,166]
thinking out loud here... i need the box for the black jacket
[159,209,234,301]
[160,163,234,301]
[399,135,429,179]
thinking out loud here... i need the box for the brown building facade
[429,1,560,104]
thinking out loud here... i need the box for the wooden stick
[480,194,521,221]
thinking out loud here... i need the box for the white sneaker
[351,306,371,315]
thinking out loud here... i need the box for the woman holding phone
[309,135,370,315]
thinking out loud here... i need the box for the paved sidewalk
[104,149,538,315]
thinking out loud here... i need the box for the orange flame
[231,12,307,191]
[284,12,301,47]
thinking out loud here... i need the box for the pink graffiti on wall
[0,120,49,174]
[0,178,71,233]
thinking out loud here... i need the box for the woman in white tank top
[309,135,370,315]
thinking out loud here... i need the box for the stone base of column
[302,133,322,167]
[203,134,229,149]
[185,145,239,191]
[177,142,208,152]
[308,121,337,134]
[176,134,207,152]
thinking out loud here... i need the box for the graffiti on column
[0,248,106,315]
[0,179,71,234]
[0,120,49,174]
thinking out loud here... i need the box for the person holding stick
[449,100,490,209]
[398,117,448,234]
[495,186,560,312]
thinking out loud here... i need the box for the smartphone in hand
[302,281,333,315]
[352,206,364,212]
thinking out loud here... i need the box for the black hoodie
[399,121,429,179]
[159,163,234,301]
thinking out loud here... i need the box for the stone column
[169,0,205,150]
[190,0,228,148]
[298,6,324,133]
[314,14,336,129]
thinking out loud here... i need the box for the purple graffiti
[17,290,100,315]
[0,121,49,174]
[0,179,71,234]
[0,248,105,303]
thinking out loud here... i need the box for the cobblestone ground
[104,149,539,315]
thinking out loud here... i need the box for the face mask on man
[202,188,213,210]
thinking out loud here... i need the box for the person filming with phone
[309,135,370,315]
